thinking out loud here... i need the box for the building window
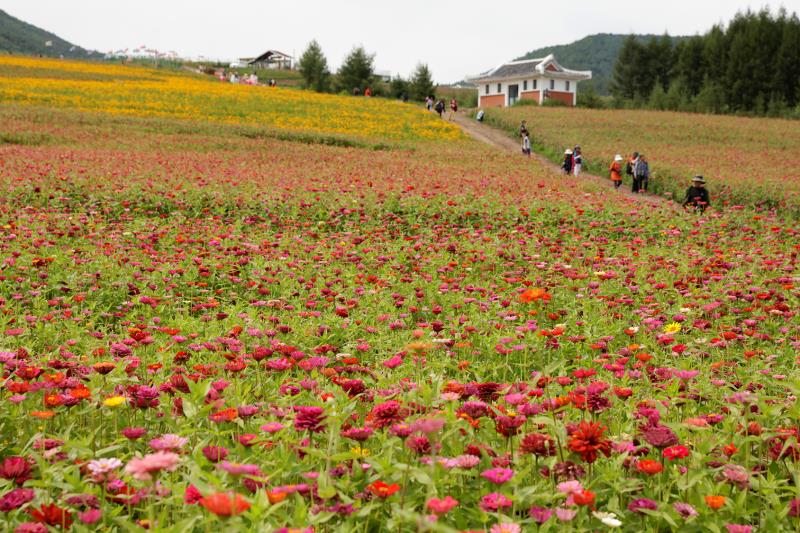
[523,80,528,91]
[566,80,570,91]
[550,79,555,90]
[497,83,502,93]
[533,79,537,90]
[485,84,489,95]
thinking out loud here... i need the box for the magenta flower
[529,506,554,524]
[121,427,147,440]
[293,406,326,432]
[482,467,514,484]
[628,498,658,514]
[0,488,35,512]
[673,502,698,518]
[78,509,102,524]
[202,446,229,463]
[479,492,512,512]
[341,427,374,442]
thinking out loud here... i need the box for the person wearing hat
[562,148,574,175]
[609,154,623,189]
[683,176,711,211]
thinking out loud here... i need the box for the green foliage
[389,76,409,99]
[576,85,606,108]
[612,8,800,118]
[298,39,331,92]
[0,8,91,58]
[409,63,436,102]
[336,46,375,94]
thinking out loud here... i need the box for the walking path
[450,112,670,208]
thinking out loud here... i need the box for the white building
[469,54,591,108]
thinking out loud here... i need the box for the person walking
[364,87,372,97]
[609,154,623,189]
[634,154,650,192]
[425,96,433,111]
[434,99,445,118]
[522,131,531,158]
[448,98,458,120]
[573,145,583,177]
[626,152,638,191]
[562,149,574,175]
[519,120,529,138]
[683,175,711,211]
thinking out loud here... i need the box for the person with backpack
[609,154,623,189]
[626,152,638,191]
[562,149,574,175]
[634,154,650,192]
[573,145,583,177]
[435,99,445,118]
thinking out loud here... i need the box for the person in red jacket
[609,154,623,189]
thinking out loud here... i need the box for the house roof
[249,50,293,63]
[469,54,591,82]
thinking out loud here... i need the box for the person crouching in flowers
[609,154,623,189]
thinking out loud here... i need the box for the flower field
[479,106,800,212]
[0,56,462,143]
[0,58,799,532]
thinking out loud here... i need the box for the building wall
[479,94,505,108]
[545,90,574,106]
[520,90,540,103]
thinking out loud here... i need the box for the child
[562,149,574,175]
[609,154,623,189]
[522,132,531,158]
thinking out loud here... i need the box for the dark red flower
[0,456,32,485]
[520,433,557,457]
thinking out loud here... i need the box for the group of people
[561,145,584,176]
[491,118,712,212]
[426,97,458,120]
[216,70,277,87]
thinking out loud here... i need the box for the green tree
[297,40,330,92]
[389,75,409,99]
[610,35,642,100]
[409,63,436,102]
[337,46,374,93]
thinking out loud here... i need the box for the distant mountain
[516,33,688,95]
[0,9,92,58]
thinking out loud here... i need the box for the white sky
[3,0,799,82]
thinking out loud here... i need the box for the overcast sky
[3,0,799,82]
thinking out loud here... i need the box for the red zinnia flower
[29,503,73,528]
[199,492,251,516]
[568,421,611,463]
[636,459,663,475]
[572,489,595,507]
[367,481,401,498]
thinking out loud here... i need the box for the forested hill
[0,9,92,58]
[516,33,687,95]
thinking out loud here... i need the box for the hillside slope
[517,33,687,95]
[0,9,91,58]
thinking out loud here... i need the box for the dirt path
[450,112,670,207]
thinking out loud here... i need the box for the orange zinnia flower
[199,492,251,516]
[267,490,287,504]
[31,410,56,419]
[520,288,551,303]
[705,495,725,510]
[636,459,663,475]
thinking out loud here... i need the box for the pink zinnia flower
[78,509,101,525]
[426,496,459,515]
[124,451,180,481]
[149,434,187,451]
[218,461,261,476]
[482,467,514,484]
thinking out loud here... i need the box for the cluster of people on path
[561,145,584,176]
[216,70,277,87]
[425,97,458,120]
[471,113,712,212]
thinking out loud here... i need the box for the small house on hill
[244,50,293,70]
[469,54,591,108]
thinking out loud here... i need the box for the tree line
[608,8,800,117]
[297,40,436,101]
